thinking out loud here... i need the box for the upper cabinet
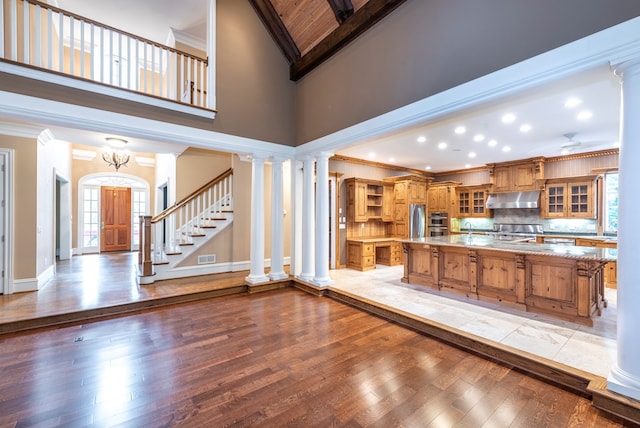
[346,178,394,223]
[489,158,545,192]
[384,175,430,238]
[427,182,457,213]
[456,185,493,218]
[542,175,599,219]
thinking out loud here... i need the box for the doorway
[100,186,132,252]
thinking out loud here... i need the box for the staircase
[138,169,233,284]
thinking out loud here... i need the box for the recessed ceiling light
[368,152,376,159]
[502,113,516,124]
[464,164,471,168]
[488,139,498,147]
[389,157,396,162]
[438,142,447,150]
[417,136,427,143]
[468,152,476,158]
[454,126,466,135]
[564,97,582,108]
[473,134,485,142]
[502,146,511,152]
[425,166,432,171]
[577,111,593,121]
[519,124,532,133]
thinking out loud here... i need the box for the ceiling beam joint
[327,0,354,24]
[247,0,300,64]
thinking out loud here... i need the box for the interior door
[101,186,131,252]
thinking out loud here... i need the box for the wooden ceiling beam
[247,0,300,65]
[291,0,407,81]
[327,0,354,24]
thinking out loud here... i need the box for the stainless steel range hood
[486,191,540,209]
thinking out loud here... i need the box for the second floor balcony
[0,0,215,119]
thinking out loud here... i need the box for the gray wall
[295,0,640,144]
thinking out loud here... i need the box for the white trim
[0,122,43,139]
[0,61,216,119]
[0,90,295,159]
[295,17,640,156]
[0,149,13,295]
[72,149,97,161]
[37,264,55,289]
[13,278,38,293]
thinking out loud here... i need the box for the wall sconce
[102,137,130,171]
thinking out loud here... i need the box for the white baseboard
[12,277,38,293]
[37,264,56,289]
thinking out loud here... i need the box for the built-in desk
[346,238,403,271]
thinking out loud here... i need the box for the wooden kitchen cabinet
[346,178,393,223]
[384,175,430,238]
[346,241,376,271]
[542,176,598,219]
[489,158,544,192]
[427,182,457,213]
[456,185,492,218]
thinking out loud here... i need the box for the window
[604,172,618,234]
[82,187,99,249]
[132,189,147,248]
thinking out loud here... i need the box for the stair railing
[1,0,209,108]
[139,168,233,275]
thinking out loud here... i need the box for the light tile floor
[329,265,617,378]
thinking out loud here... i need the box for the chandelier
[102,138,130,171]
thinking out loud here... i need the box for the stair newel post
[178,205,183,244]
[140,215,153,276]
[229,174,233,208]
[138,215,143,266]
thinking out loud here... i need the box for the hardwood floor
[0,288,632,427]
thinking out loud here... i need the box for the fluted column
[297,156,315,281]
[291,160,304,277]
[269,157,287,280]
[246,154,269,284]
[313,152,333,285]
[608,59,640,400]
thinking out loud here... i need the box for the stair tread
[152,261,169,265]
[165,251,182,256]
[179,243,194,246]
[189,233,205,237]
[201,226,217,229]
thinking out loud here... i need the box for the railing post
[140,215,153,276]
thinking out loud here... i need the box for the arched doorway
[77,173,150,254]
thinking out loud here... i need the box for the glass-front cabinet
[456,185,492,218]
[542,175,598,219]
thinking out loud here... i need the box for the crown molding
[170,27,207,53]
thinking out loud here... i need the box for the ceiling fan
[560,132,610,154]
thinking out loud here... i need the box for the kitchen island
[401,235,617,326]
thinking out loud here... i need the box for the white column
[291,160,304,277]
[297,156,315,281]
[269,157,287,280]
[313,152,333,285]
[608,59,640,401]
[206,0,216,110]
[246,154,269,284]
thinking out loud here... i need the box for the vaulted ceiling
[247,0,406,80]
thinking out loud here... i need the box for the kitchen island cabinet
[401,235,615,326]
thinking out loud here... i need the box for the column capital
[269,155,288,164]
[612,58,640,79]
[314,151,333,161]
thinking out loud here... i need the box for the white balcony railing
[0,0,209,109]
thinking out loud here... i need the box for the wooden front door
[101,186,131,252]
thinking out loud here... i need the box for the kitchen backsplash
[453,208,598,234]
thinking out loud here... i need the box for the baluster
[22,0,28,64]
[58,10,63,72]
[126,36,131,90]
[35,4,41,67]
[134,38,139,91]
[118,32,122,86]
[69,16,74,73]
[99,27,104,82]
[178,205,183,244]
[79,20,84,77]
[199,58,204,107]
[89,23,94,80]
[109,30,113,85]
[180,54,185,102]
[9,0,16,61]
[47,8,53,69]
[158,46,163,98]
[143,41,147,93]
[213,184,218,217]
[187,56,192,103]
[197,194,202,231]
[229,174,233,207]
[151,45,155,95]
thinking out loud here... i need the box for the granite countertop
[346,237,400,244]
[402,235,617,262]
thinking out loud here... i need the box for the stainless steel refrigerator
[409,204,426,239]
